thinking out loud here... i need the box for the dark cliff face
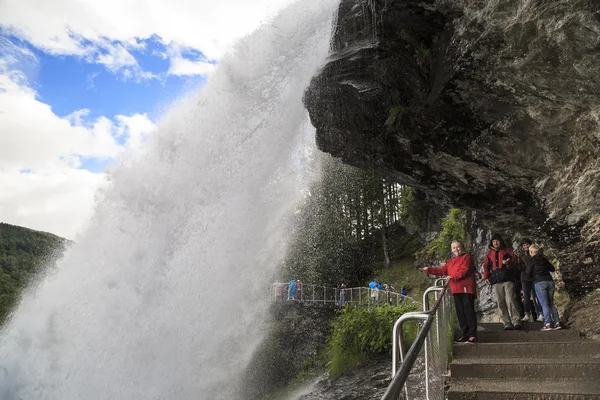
[304,0,600,296]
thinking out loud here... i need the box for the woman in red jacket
[420,240,478,343]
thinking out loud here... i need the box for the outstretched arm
[419,264,448,276]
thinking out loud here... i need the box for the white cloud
[167,47,215,77]
[0,57,156,238]
[0,75,122,172]
[0,0,296,77]
[95,42,137,72]
[115,114,156,153]
[0,168,108,240]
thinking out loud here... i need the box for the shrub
[416,208,466,263]
[327,304,417,378]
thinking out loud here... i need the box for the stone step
[453,341,600,359]
[448,378,600,400]
[477,322,545,332]
[472,329,581,343]
[451,357,600,380]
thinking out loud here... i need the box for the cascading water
[0,0,340,398]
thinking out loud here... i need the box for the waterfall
[0,0,340,398]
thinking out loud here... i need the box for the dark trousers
[513,281,525,318]
[522,280,542,316]
[454,293,478,338]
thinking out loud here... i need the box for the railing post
[391,312,429,400]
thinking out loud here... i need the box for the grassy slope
[0,222,69,325]
[373,256,432,301]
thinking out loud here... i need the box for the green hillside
[0,222,69,326]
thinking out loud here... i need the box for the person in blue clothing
[400,287,408,304]
[287,279,297,300]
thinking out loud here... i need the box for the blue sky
[11,34,206,123]
[0,0,294,238]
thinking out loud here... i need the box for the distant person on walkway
[287,279,297,301]
[384,284,394,305]
[484,234,522,330]
[371,285,380,305]
[338,283,346,307]
[421,240,478,343]
[296,280,303,301]
[518,238,543,322]
[400,287,407,304]
[525,244,562,331]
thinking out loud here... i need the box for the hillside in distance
[0,222,69,326]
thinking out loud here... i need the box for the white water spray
[0,1,339,398]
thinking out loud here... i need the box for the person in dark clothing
[525,244,561,330]
[421,240,478,343]
[518,238,543,321]
[483,234,522,330]
[513,277,525,319]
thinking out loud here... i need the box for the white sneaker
[541,324,553,331]
[537,314,544,322]
[521,313,531,322]
[553,323,562,330]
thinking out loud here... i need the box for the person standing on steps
[483,234,522,330]
[420,240,478,343]
[518,238,543,322]
[525,244,562,331]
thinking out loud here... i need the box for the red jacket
[424,253,477,295]
[483,247,518,284]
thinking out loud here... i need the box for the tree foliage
[282,158,408,286]
[0,223,68,326]
[399,186,434,233]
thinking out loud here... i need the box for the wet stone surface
[296,355,426,400]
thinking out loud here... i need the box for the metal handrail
[382,279,451,400]
[270,284,422,308]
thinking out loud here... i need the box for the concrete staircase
[448,322,600,400]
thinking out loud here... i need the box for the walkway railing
[382,278,453,400]
[270,284,421,308]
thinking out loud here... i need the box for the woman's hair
[451,240,464,247]
[529,244,540,254]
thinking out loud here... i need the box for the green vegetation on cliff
[327,304,417,379]
[416,208,466,263]
[0,222,68,325]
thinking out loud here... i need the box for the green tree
[281,158,407,285]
